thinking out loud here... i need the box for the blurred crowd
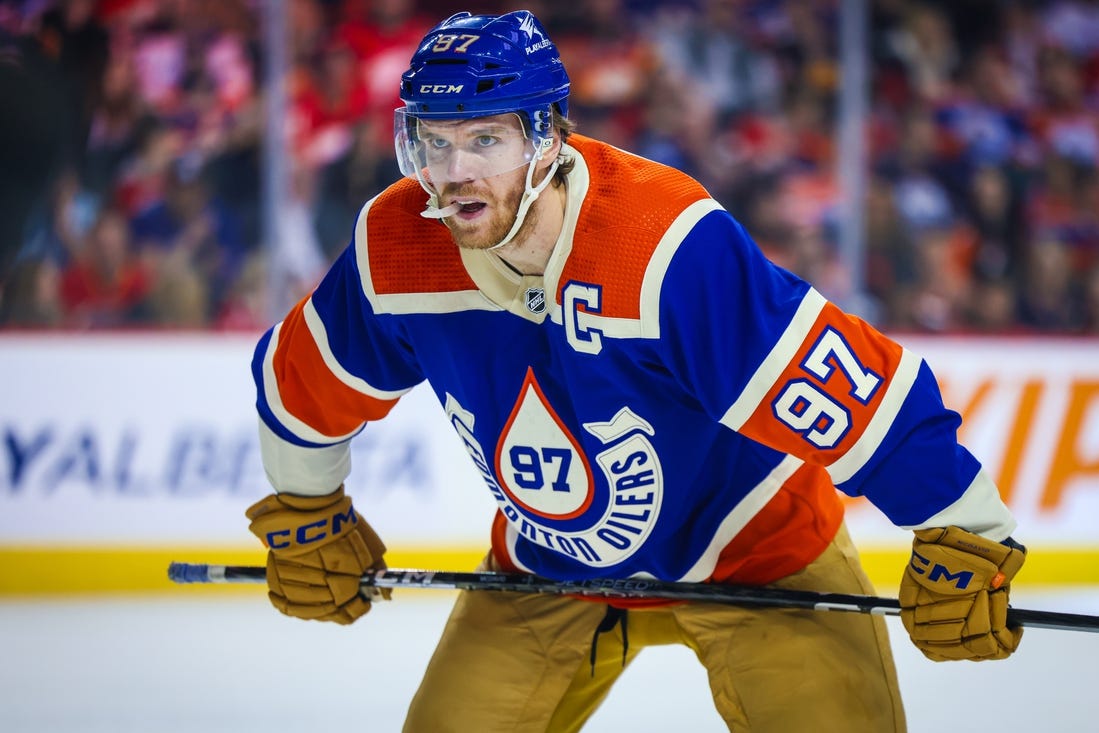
[1,0,1098,334]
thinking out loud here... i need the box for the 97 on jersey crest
[496,369,595,520]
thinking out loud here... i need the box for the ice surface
[1,588,1096,732]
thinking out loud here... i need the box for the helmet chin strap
[488,154,559,251]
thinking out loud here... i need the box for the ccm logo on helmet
[419,84,465,94]
[265,508,358,549]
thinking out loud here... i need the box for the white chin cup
[420,202,462,219]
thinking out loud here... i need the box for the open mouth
[456,201,487,215]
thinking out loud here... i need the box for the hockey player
[244,10,1026,732]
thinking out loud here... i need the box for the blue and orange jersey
[253,134,1015,587]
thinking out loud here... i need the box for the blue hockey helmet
[395,10,570,237]
[399,10,570,130]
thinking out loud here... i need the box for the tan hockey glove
[246,486,389,624]
[899,526,1026,661]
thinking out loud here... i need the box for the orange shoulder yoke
[561,135,712,320]
[365,179,477,296]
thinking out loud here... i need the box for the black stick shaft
[167,562,1099,634]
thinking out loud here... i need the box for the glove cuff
[277,485,346,512]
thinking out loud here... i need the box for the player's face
[417,114,541,251]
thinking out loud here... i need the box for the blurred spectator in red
[60,206,151,327]
[286,34,372,259]
[708,111,790,208]
[332,0,430,141]
[290,36,369,170]
[192,1,258,112]
[793,88,837,166]
[128,9,188,119]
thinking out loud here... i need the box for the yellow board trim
[1,546,1096,596]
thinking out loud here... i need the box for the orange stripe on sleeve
[272,298,400,438]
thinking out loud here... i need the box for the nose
[445,148,481,183]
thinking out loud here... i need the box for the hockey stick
[167,562,1099,634]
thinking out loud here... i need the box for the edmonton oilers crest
[525,287,546,314]
[442,372,665,568]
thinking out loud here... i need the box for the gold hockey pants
[403,523,905,732]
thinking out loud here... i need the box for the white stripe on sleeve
[638,198,724,338]
[900,468,1017,541]
[257,417,352,495]
[720,289,827,432]
[825,348,922,485]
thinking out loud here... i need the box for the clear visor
[394,109,544,187]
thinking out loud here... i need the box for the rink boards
[2,332,1097,594]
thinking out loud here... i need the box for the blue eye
[428,138,450,150]
[475,135,497,147]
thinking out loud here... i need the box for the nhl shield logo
[525,287,546,314]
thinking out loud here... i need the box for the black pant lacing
[589,605,629,676]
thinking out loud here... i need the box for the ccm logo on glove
[907,552,976,589]
[262,507,358,549]
[908,545,1010,591]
